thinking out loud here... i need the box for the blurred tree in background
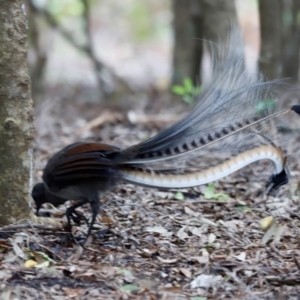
[172,0,238,86]
[173,0,300,84]
[258,0,282,79]
[26,0,172,104]
[27,0,114,102]
[0,1,33,224]
[25,0,300,105]
[280,0,300,80]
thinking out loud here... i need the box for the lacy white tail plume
[119,28,299,194]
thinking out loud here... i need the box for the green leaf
[36,251,56,263]
[203,183,229,200]
[204,244,214,249]
[255,99,276,113]
[121,285,140,292]
[175,191,184,200]
[193,86,202,95]
[127,2,153,41]
[116,269,133,276]
[183,77,193,93]
[183,95,193,104]
[203,183,215,198]
[172,85,186,96]
[236,205,248,211]
[35,261,50,268]
[48,0,84,17]
[282,10,293,27]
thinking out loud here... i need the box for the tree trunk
[0,1,34,224]
[191,0,204,84]
[258,0,282,79]
[281,0,300,80]
[171,0,195,85]
[202,0,238,61]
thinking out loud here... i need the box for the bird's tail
[118,28,299,194]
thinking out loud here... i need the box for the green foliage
[203,183,229,201]
[116,269,133,276]
[255,99,276,114]
[127,2,152,41]
[48,0,84,19]
[125,2,170,42]
[236,205,252,213]
[174,191,184,200]
[282,9,293,27]
[172,78,201,104]
[204,244,215,249]
[121,285,140,292]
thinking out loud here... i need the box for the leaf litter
[0,97,300,300]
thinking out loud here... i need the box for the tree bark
[202,0,238,61]
[258,0,282,80]
[0,1,34,224]
[191,0,204,84]
[171,0,195,85]
[281,0,300,80]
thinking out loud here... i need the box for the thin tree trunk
[258,0,282,79]
[202,0,238,61]
[281,0,300,80]
[0,1,34,224]
[171,0,195,85]
[191,0,204,84]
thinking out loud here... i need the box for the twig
[37,243,64,261]
[29,0,114,97]
[294,255,300,271]
[76,111,123,135]
[29,0,87,53]
[0,224,62,231]
[81,0,112,96]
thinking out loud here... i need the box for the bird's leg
[66,199,89,227]
[82,199,100,246]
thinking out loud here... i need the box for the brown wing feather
[64,142,120,156]
[43,142,122,186]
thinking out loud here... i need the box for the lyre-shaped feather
[120,30,287,166]
[118,29,299,193]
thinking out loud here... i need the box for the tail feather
[120,26,291,165]
[120,108,291,164]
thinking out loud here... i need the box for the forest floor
[0,91,300,300]
[2,1,300,298]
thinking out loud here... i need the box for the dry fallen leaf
[145,226,172,237]
[70,245,84,262]
[177,226,189,239]
[260,216,274,230]
[190,274,223,289]
[62,287,85,297]
[208,233,216,244]
[188,226,207,238]
[10,238,25,259]
[184,206,200,217]
[262,219,287,244]
[179,267,191,278]
[100,216,115,224]
[233,252,246,262]
[157,257,178,264]
[139,248,158,258]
